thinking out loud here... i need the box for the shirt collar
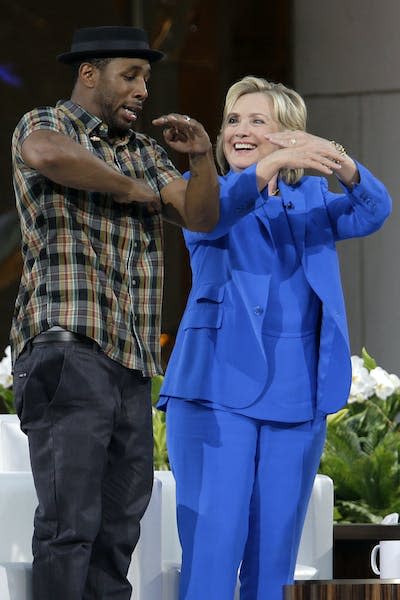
[56,99,135,145]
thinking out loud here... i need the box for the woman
[158,77,391,600]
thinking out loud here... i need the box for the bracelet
[330,140,347,156]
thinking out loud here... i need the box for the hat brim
[57,48,165,64]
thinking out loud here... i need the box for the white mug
[370,540,400,579]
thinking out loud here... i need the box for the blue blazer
[160,162,391,416]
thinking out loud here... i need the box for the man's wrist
[189,144,213,161]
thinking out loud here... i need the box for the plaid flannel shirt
[11,100,182,375]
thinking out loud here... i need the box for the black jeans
[13,340,153,600]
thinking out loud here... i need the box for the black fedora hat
[57,26,165,64]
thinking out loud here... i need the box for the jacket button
[253,305,263,316]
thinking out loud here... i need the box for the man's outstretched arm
[21,130,161,211]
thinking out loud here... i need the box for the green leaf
[0,384,16,414]
[151,376,170,470]
[335,500,383,524]
[151,375,164,406]
[361,347,377,371]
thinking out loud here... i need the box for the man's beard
[109,123,132,138]
[100,97,132,138]
[106,112,132,138]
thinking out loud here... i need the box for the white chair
[0,472,37,563]
[0,414,31,472]
[154,470,182,600]
[0,563,32,600]
[156,471,334,599]
[296,474,334,580]
[0,415,163,600]
[128,477,163,600]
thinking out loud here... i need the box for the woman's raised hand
[264,130,346,175]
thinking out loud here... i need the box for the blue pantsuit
[159,161,391,599]
[167,400,326,600]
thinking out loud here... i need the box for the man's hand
[152,113,212,156]
[152,113,219,231]
[113,180,161,214]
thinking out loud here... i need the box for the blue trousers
[13,340,154,600]
[166,400,327,600]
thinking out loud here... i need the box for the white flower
[0,346,13,388]
[389,372,400,393]
[349,355,375,402]
[369,366,396,400]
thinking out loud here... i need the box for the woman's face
[222,92,281,172]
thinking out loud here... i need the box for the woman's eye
[253,119,265,124]
[227,117,238,124]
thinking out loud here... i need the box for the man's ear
[78,62,98,89]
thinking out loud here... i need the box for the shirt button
[253,305,263,316]
[132,279,137,286]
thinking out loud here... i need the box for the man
[10,26,219,600]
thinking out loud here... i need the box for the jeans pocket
[13,354,31,421]
[14,345,68,432]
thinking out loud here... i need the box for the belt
[32,330,94,345]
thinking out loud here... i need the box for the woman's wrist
[256,153,282,191]
[336,155,360,188]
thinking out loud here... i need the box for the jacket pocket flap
[194,283,224,304]
[183,305,223,329]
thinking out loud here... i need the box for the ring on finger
[183,115,191,122]
[290,138,296,145]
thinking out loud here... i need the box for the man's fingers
[153,113,201,137]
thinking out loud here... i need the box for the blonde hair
[216,76,307,184]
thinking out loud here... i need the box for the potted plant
[0,346,13,414]
[319,348,400,523]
